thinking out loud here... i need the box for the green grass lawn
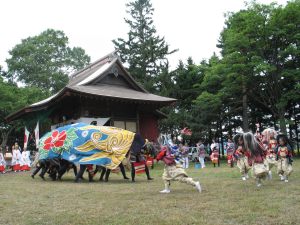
[0,159,299,225]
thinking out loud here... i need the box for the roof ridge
[69,50,118,80]
[75,58,118,86]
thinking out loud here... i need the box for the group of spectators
[0,143,33,173]
[171,138,238,169]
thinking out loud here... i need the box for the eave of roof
[68,85,176,103]
[6,51,177,122]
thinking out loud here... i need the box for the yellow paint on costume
[76,126,135,169]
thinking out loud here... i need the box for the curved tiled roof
[6,51,176,122]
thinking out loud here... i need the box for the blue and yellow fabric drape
[38,123,135,169]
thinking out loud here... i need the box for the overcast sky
[0,0,288,70]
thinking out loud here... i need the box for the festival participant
[11,145,21,172]
[37,124,154,182]
[233,134,251,181]
[0,147,6,173]
[75,164,94,182]
[276,134,293,183]
[172,144,181,164]
[243,132,268,187]
[226,139,235,168]
[4,146,12,170]
[21,148,31,171]
[143,139,157,169]
[179,143,189,169]
[210,143,220,167]
[197,140,206,168]
[156,146,201,194]
[31,151,40,169]
[130,150,153,182]
[262,128,278,179]
[48,157,62,181]
[14,142,22,152]
[57,159,77,181]
[95,163,129,182]
[129,134,153,182]
[31,158,49,180]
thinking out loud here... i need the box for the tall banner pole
[34,121,39,150]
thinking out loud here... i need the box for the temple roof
[6,51,176,122]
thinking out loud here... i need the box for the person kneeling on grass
[156,146,201,194]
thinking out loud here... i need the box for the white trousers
[198,157,205,168]
[182,157,189,169]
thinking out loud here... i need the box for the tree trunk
[219,122,224,156]
[242,84,249,132]
[273,117,277,131]
[293,105,299,154]
[1,131,10,149]
[288,123,293,140]
[0,126,16,149]
[278,111,287,135]
[295,118,299,154]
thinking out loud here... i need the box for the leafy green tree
[6,29,91,93]
[251,0,300,133]
[161,1,300,141]
[217,1,300,133]
[0,75,50,148]
[172,58,204,111]
[191,55,230,141]
[113,0,177,92]
[159,58,205,140]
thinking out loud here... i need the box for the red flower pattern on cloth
[43,130,67,150]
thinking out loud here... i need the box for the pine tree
[113,0,177,92]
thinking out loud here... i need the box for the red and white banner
[24,127,30,150]
[34,121,39,148]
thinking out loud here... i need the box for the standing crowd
[0,127,295,193]
[0,142,32,173]
[156,127,294,192]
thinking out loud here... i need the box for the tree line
[115,0,300,149]
[0,0,299,150]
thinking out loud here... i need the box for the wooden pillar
[136,107,140,134]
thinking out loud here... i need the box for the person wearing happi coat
[156,146,201,194]
[275,135,293,183]
[233,134,251,181]
[129,134,153,182]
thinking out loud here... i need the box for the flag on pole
[34,121,39,149]
[24,127,30,150]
